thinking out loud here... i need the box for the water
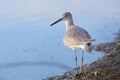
[0,0,120,80]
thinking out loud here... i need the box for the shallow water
[0,0,120,80]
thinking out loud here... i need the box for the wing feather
[63,26,91,46]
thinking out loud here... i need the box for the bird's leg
[80,50,84,74]
[73,49,78,74]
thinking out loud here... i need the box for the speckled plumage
[51,12,94,74]
[63,26,92,49]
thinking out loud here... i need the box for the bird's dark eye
[65,15,67,17]
[64,14,67,17]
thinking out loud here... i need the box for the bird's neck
[65,18,74,32]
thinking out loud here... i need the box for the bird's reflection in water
[0,61,72,70]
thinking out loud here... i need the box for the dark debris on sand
[44,30,120,80]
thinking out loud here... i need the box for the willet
[50,12,94,74]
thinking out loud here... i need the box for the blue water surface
[0,0,120,80]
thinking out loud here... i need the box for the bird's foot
[75,72,85,79]
[75,72,84,76]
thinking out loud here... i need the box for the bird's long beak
[50,17,64,26]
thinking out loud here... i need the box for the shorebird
[50,12,94,74]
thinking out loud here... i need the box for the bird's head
[50,12,72,26]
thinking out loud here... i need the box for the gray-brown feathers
[63,26,92,48]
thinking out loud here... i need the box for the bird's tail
[90,39,96,42]
[85,39,95,53]
[84,46,92,53]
